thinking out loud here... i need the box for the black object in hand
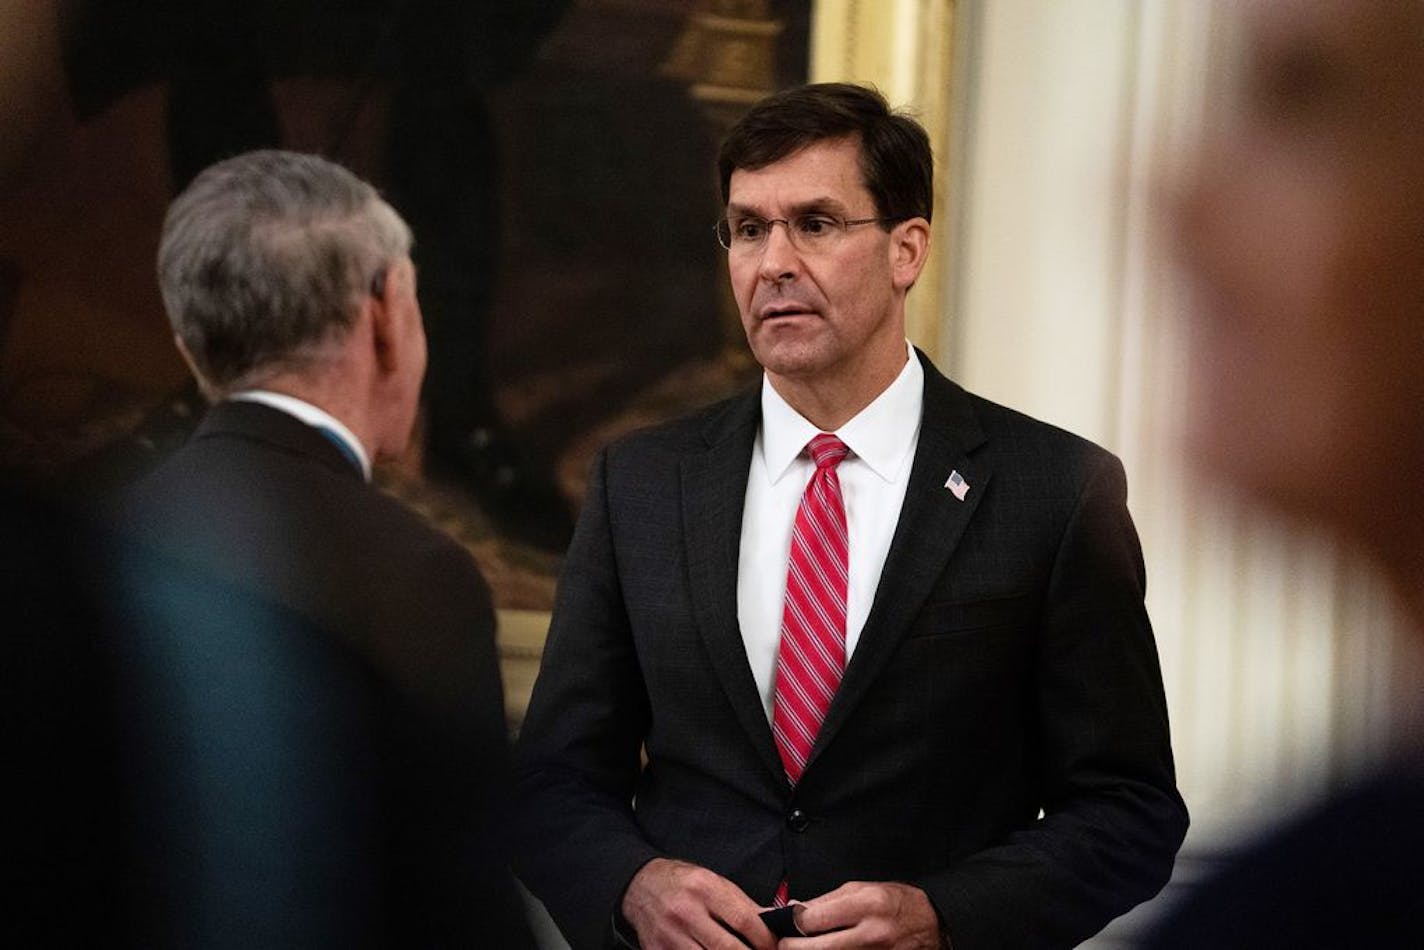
[759,905,806,939]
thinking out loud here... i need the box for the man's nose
[757,221,801,281]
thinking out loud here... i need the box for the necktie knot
[807,433,849,470]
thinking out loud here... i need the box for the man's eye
[796,215,837,236]
[734,220,767,241]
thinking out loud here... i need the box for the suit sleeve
[918,454,1189,949]
[512,448,663,950]
[410,542,539,948]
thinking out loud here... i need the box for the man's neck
[767,345,913,432]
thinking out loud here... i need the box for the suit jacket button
[787,809,810,832]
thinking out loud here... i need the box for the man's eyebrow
[789,197,850,215]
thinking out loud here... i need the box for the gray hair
[157,150,413,392]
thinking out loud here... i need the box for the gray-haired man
[115,150,532,947]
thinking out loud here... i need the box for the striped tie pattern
[773,433,850,783]
[771,434,849,907]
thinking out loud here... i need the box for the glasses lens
[717,215,868,253]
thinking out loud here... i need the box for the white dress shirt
[228,389,373,481]
[736,343,924,722]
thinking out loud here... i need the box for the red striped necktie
[771,433,850,905]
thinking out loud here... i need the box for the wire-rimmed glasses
[714,213,901,254]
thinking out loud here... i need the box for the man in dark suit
[514,84,1186,949]
[113,150,533,946]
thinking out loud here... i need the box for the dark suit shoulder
[129,430,477,578]
[103,432,526,947]
[123,404,474,569]
[602,388,756,460]
[964,388,1116,464]
[584,390,759,506]
[912,350,1120,477]
[918,365,1126,506]
[1145,758,1424,948]
[115,414,495,719]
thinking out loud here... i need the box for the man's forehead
[725,194,849,217]
[726,138,871,210]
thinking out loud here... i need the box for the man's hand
[784,881,944,949]
[621,857,778,950]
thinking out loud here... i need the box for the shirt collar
[759,340,924,484]
[228,389,373,481]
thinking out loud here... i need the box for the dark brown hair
[717,82,933,223]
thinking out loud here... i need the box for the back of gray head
[157,150,412,391]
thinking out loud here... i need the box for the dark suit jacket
[514,353,1187,949]
[111,400,532,948]
[1143,756,1424,949]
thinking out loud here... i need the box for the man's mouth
[760,304,816,320]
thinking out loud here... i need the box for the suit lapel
[680,389,787,782]
[809,357,991,765]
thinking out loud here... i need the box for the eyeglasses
[714,213,901,254]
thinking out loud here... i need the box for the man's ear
[890,217,931,292]
[368,259,416,374]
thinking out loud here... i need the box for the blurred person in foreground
[1147,0,1424,946]
[112,149,532,946]
[514,82,1186,950]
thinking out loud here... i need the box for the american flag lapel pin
[945,469,969,501]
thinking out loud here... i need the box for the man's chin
[749,337,828,379]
